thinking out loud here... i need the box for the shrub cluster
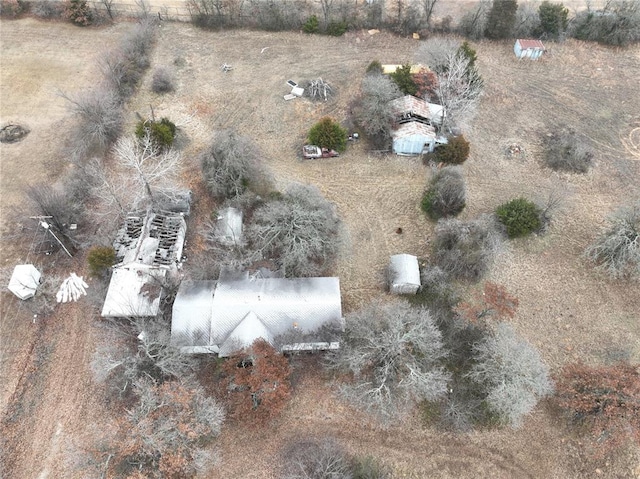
[495,198,542,238]
[585,202,640,280]
[432,135,471,165]
[307,117,347,152]
[151,66,176,93]
[389,64,417,96]
[63,0,92,25]
[135,117,177,148]
[432,215,503,282]
[421,166,466,220]
[87,246,116,278]
[282,438,391,479]
[543,129,593,173]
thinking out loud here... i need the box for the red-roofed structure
[514,39,545,59]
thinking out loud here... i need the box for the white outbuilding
[8,264,41,300]
[388,254,421,295]
[514,39,545,60]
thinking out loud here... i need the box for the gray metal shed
[388,254,421,295]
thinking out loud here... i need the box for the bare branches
[304,78,333,102]
[328,301,449,422]
[585,202,640,280]
[201,130,271,199]
[112,133,182,209]
[59,88,123,160]
[247,183,341,277]
[435,51,484,132]
[467,322,553,427]
[353,73,402,145]
[432,215,504,282]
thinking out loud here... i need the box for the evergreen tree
[485,0,518,39]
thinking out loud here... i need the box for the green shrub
[307,117,347,152]
[389,64,417,96]
[495,198,542,238]
[433,135,471,165]
[302,14,319,33]
[366,60,383,75]
[537,1,569,39]
[135,117,176,148]
[64,0,92,25]
[88,246,116,277]
[326,20,348,36]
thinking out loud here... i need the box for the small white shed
[388,254,421,295]
[514,39,545,60]
[8,264,41,300]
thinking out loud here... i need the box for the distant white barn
[8,264,41,300]
[514,39,545,60]
[388,254,421,295]
[215,207,243,246]
[171,273,343,356]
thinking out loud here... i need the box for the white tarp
[8,264,41,300]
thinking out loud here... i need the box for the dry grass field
[1,17,639,479]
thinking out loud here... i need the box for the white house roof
[218,311,274,357]
[171,276,343,356]
[170,280,216,349]
[390,95,445,124]
[8,264,41,300]
[101,267,166,317]
[389,254,421,287]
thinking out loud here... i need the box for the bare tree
[459,0,490,39]
[91,317,195,397]
[247,183,342,277]
[318,0,334,27]
[327,301,450,422]
[584,202,640,280]
[60,88,123,160]
[114,378,224,478]
[282,438,352,479]
[432,215,503,282]
[421,0,438,26]
[112,133,182,210]
[435,51,484,132]
[467,322,554,427]
[414,37,459,73]
[201,130,271,199]
[100,0,116,19]
[353,74,402,146]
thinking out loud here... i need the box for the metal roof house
[514,39,545,60]
[389,95,447,155]
[392,122,440,155]
[171,272,343,356]
[7,264,41,300]
[101,211,186,318]
[390,95,445,126]
[388,254,421,295]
